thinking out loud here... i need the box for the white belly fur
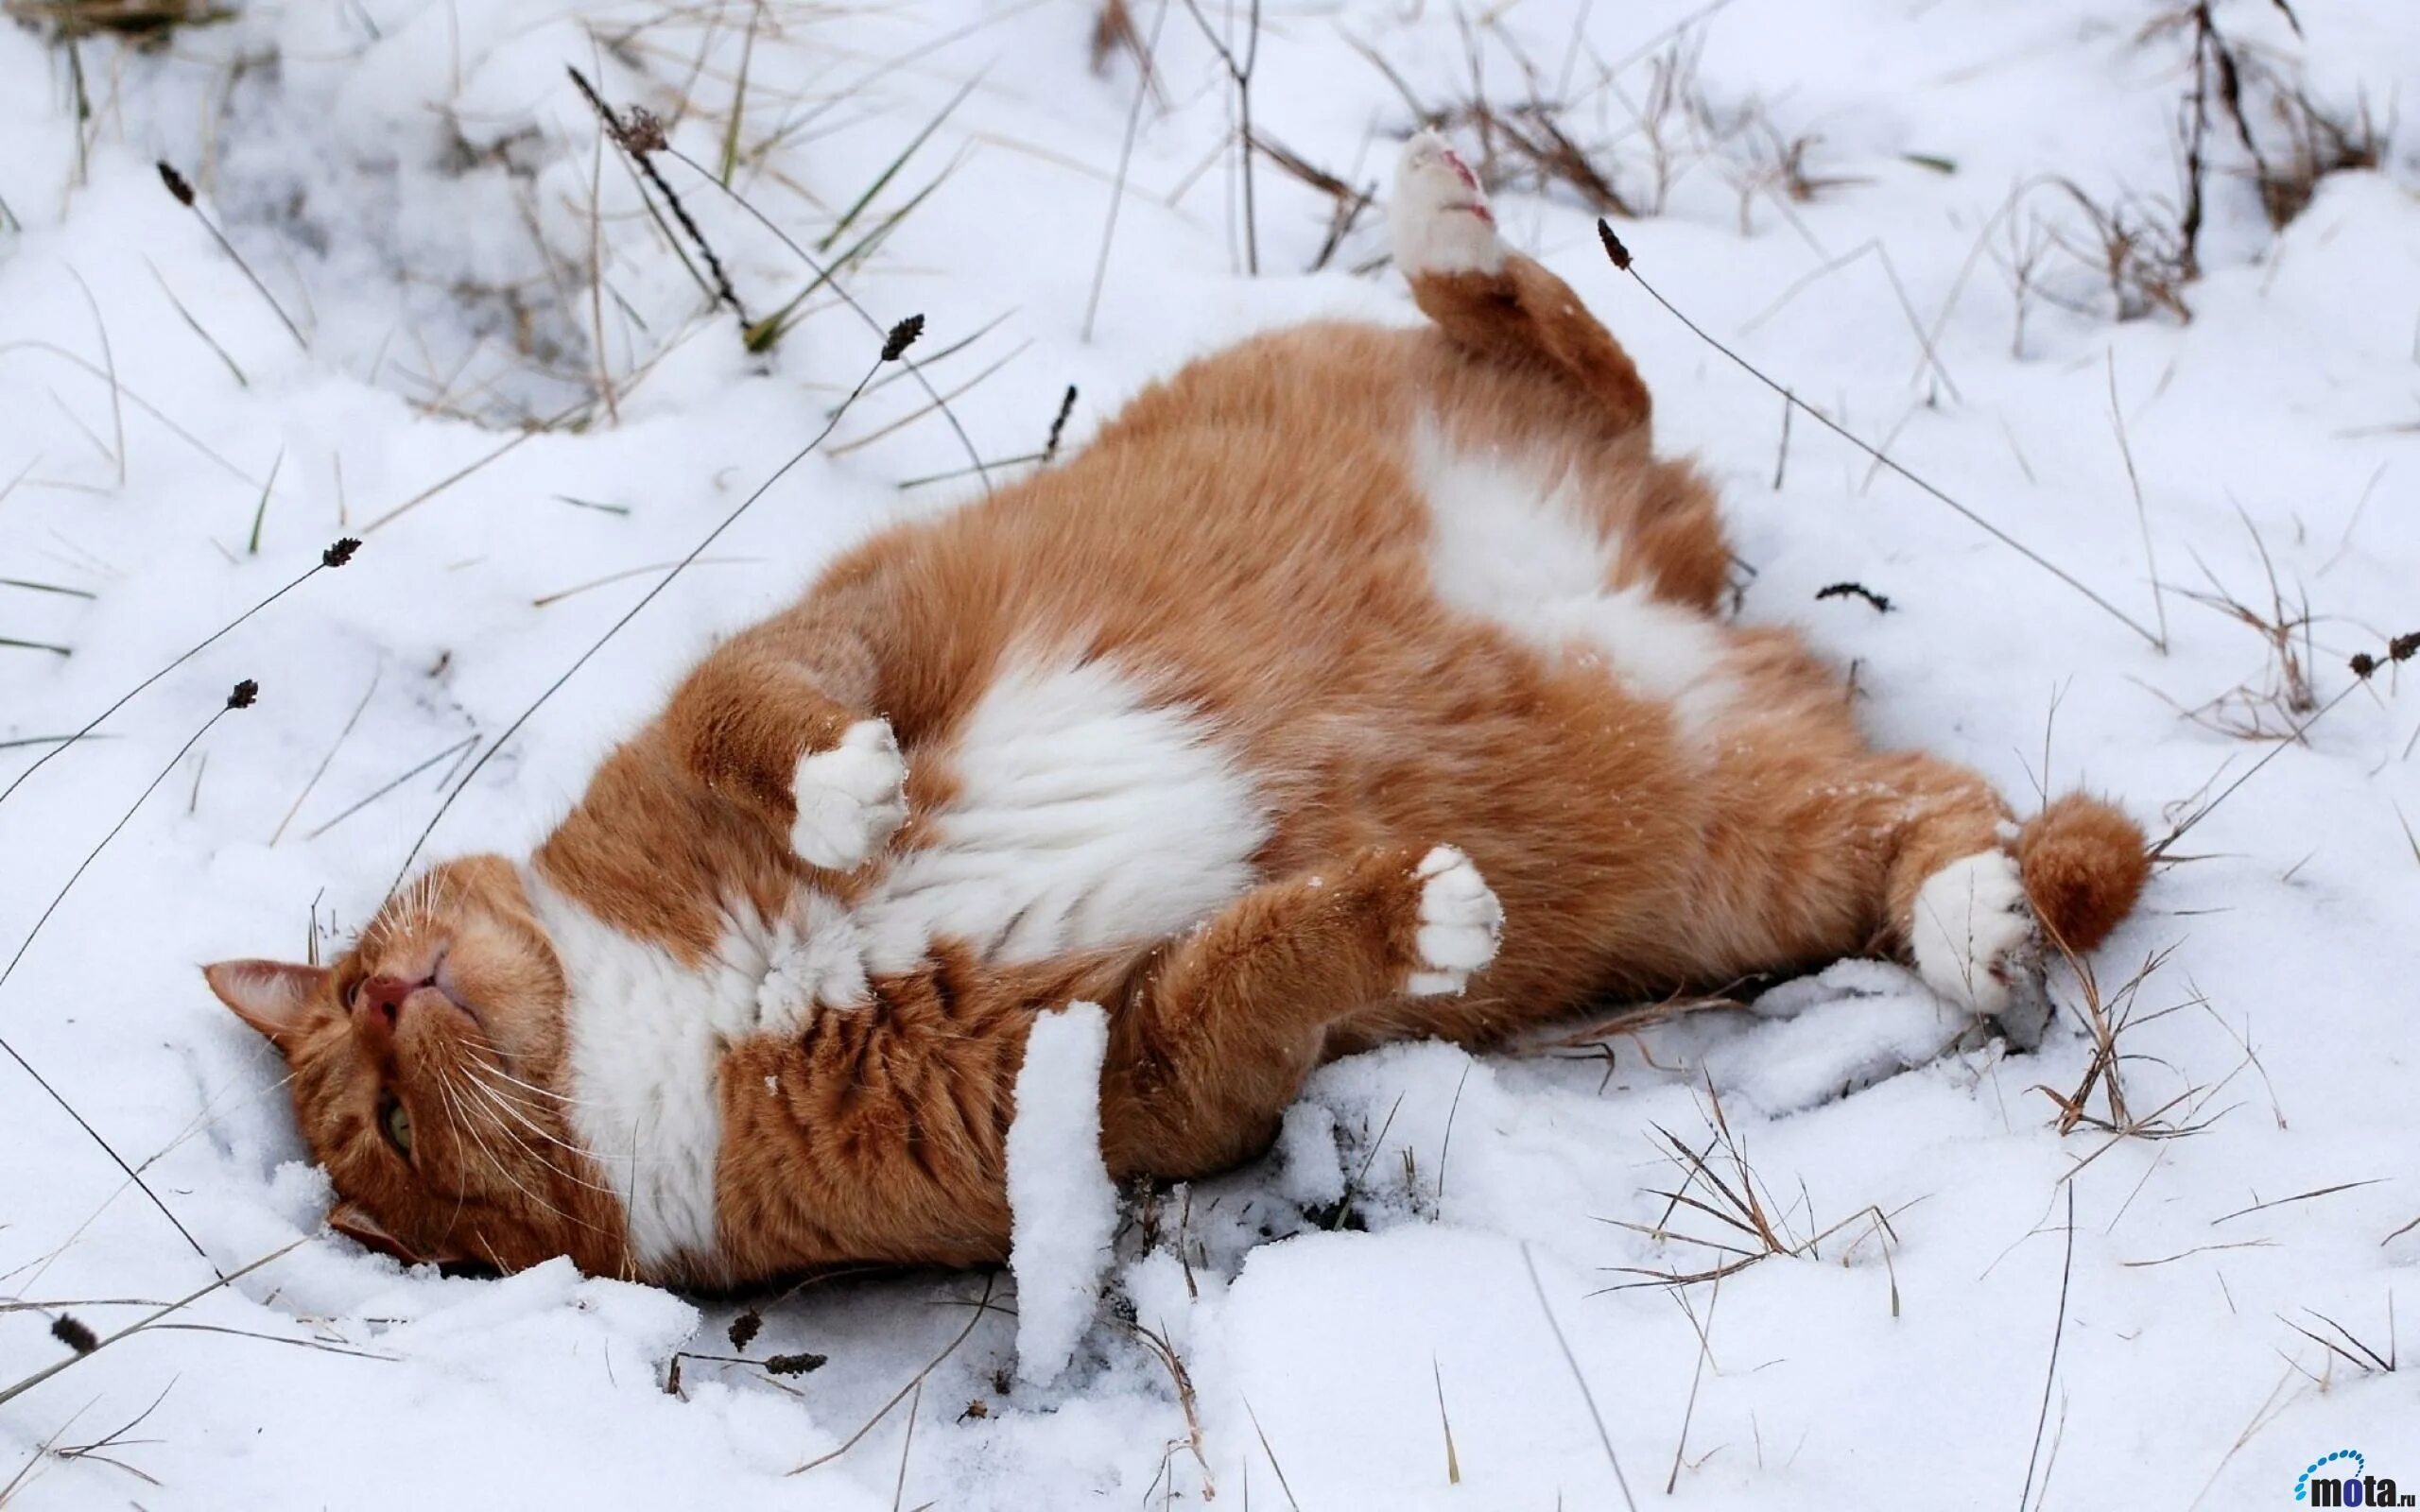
[1410,418,1739,744]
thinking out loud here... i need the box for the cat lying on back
[206,134,2148,1288]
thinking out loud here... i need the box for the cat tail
[1391,130,1653,438]
[2016,794,2151,954]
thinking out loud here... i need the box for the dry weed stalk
[1519,1242,1641,1511]
[0,539,356,809]
[1512,987,1749,1092]
[1178,0,1265,276]
[2279,1299,2397,1378]
[567,67,746,325]
[1128,1319,1215,1499]
[2133,0,2384,299]
[791,1274,1001,1477]
[391,321,918,887]
[0,1242,318,1412]
[1083,0,1171,338]
[2150,629,2419,858]
[1596,221,2169,649]
[155,162,308,351]
[0,680,260,1266]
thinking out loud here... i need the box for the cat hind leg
[1392,129,1653,438]
[1876,759,2149,1047]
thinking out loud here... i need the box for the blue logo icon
[2296,1450,2413,1507]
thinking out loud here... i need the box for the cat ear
[203,960,332,1051]
[327,1200,418,1263]
[328,1201,471,1268]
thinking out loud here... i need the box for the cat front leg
[666,622,907,871]
[1098,845,1503,1179]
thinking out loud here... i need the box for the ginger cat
[206,135,2148,1288]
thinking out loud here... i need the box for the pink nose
[354,975,424,1038]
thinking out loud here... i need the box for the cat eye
[380,1098,414,1158]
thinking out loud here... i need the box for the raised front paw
[1911,850,2048,1039]
[789,719,908,870]
[1404,845,1504,997]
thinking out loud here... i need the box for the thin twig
[791,1273,998,1475]
[1084,0,1172,340]
[270,667,379,844]
[2105,352,2169,650]
[1521,1242,1639,1510]
[2017,1184,2075,1512]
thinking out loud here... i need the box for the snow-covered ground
[3,0,2416,1504]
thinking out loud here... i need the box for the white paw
[756,893,873,1027]
[1405,845,1504,997]
[1392,129,1505,278]
[789,719,908,870]
[1910,850,2040,1021]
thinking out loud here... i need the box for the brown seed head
[881,315,925,362]
[727,1312,762,1351]
[323,537,362,568]
[1045,384,1079,462]
[2352,652,2377,679]
[227,679,260,710]
[763,1351,827,1377]
[1597,218,1633,271]
[2392,630,2418,663]
[616,107,668,157]
[157,162,195,207]
[51,1314,98,1354]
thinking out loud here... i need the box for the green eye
[381,1099,414,1157]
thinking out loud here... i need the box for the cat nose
[354,975,424,1036]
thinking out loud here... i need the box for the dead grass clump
[2044,180,2195,324]
[2029,944,2216,1162]
[4,0,231,42]
[1603,1079,1907,1312]
[2141,517,2325,741]
[2146,1,2388,268]
[2253,87,2382,229]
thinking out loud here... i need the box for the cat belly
[1408,418,1741,744]
[858,654,1272,969]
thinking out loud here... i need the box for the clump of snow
[1005,1000,1116,1388]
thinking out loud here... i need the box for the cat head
[205,855,628,1277]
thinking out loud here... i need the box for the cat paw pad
[1405,845,1503,997]
[1392,129,1505,278]
[1911,850,2043,1026]
[789,720,908,870]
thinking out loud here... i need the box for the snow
[2,0,2418,1505]
[1004,1000,1116,1390]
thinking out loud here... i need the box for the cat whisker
[441,1073,580,1227]
[456,1069,627,1185]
